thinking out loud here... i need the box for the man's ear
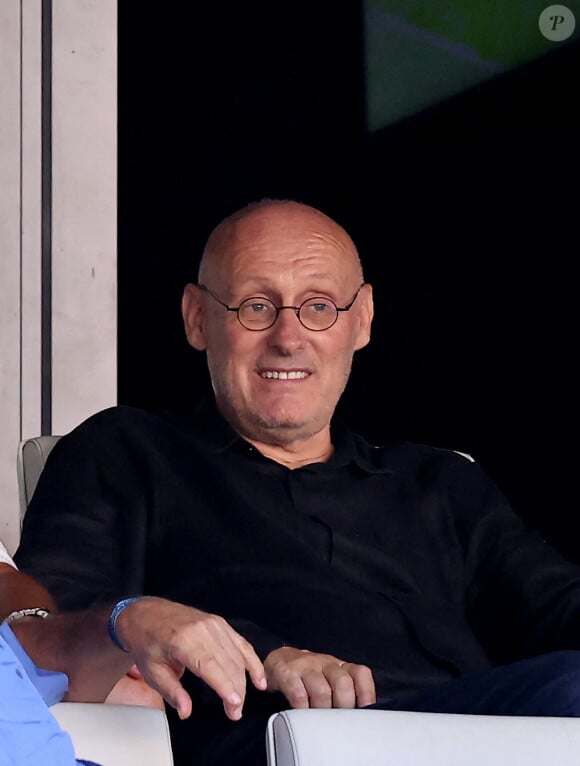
[354,282,374,351]
[182,283,207,350]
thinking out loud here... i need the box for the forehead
[202,204,360,290]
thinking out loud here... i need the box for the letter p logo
[539,5,576,40]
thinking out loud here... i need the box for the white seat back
[52,702,174,766]
[17,435,62,521]
[266,708,580,766]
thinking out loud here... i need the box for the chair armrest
[266,708,580,766]
[51,702,173,766]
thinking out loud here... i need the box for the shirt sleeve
[0,539,16,567]
[0,622,86,766]
[449,457,580,662]
[15,409,150,609]
[0,621,69,705]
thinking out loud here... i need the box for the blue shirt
[0,621,101,766]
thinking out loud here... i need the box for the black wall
[119,5,579,560]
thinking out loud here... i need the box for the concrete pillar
[0,0,117,554]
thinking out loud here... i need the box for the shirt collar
[328,416,394,475]
[189,395,393,476]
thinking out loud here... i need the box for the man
[14,199,580,765]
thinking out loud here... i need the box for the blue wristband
[108,596,148,652]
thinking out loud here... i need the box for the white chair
[52,702,173,766]
[17,434,63,521]
[17,435,174,766]
[266,708,580,766]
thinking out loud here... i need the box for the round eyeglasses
[198,283,364,332]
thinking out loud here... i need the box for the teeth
[260,370,309,380]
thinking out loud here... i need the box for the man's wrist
[108,596,150,652]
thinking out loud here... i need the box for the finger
[302,670,333,708]
[168,627,248,707]
[235,636,267,690]
[222,697,244,721]
[190,616,259,699]
[348,663,376,707]
[193,654,246,712]
[273,670,310,708]
[143,662,193,719]
[323,664,356,708]
[172,686,193,720]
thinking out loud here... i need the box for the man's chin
[251,411,318,441]
[256,414,305,431]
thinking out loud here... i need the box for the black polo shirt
[16,397,580,707]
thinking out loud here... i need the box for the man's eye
[248,302,268,313]
[304,301,332,313]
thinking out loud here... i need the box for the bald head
[198,199,364,289]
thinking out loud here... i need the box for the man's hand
[115,597,267,721]
[264,646,376,709]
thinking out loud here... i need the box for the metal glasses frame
[198,283,364,331]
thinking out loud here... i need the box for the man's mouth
[259,370,310,380]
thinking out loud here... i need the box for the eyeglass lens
[238,297,338,330]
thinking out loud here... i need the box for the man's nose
[266,307,305,350]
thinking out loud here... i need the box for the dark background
[118,4,579,560]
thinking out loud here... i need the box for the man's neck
[244,430,334,470]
